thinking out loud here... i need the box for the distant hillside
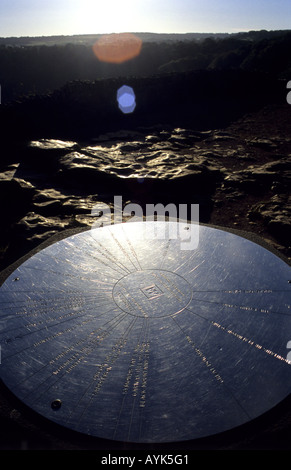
[0,32,231,47]
[0,29,290,105]
[0,29,290,47]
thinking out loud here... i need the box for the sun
[75,0,140,34]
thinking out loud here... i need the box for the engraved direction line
[0,288,113,309]
[0,295,118,335]
[0,299,116,335]
[158,238,171,270]
[1,311,93,347]
[29,312,130,401]
[189,288,290,293]
[1,321,92,361]
[0,294,109,316]
[127,320,150,442]
[187,259,206,274]
[171,316,252,420]
[184,306,291,366]
[109,230,140,272]
[0,296,113,317]
[17,311,130,398]
[0,294,101,312]
[121,225,143,271]
[50,235,130,276]
[68,316,138,427]
[66,237,130,276]
[172,250,200,273]
[15,263,120,283]
[1,304,122,357]
[86,236,132,275]
[18,328,105,396]
[188,295,291,317]
[48,249,123,279]
[171,315,224,385]
[113,318,150,441]
[210,320,291,365]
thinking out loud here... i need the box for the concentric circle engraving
[0,221,290,444]
[113,269,193,317]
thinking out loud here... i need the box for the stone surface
[0,102,291,451]
[0,103,290,272]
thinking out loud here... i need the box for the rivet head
[51,399,62,410]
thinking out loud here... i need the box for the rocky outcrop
[0,104,290,270]
[248,194,291,245]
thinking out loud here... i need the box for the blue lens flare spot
[117,85,136,114]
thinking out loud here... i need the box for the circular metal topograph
[0,222,290,444]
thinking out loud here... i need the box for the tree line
[0,30,291,104]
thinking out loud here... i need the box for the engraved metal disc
[0,222,290,444]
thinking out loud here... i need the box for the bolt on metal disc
[0,222,290,443]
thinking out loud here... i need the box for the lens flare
[117,85,136,114]
[93,33,142,64]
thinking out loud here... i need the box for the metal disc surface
[0,222,290,443]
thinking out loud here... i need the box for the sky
[0,0,291,38]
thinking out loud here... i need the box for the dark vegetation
[0,30,291,451]
[1,29,291,102]
[0,30,290,141]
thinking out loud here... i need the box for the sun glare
[76,0,141,34]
